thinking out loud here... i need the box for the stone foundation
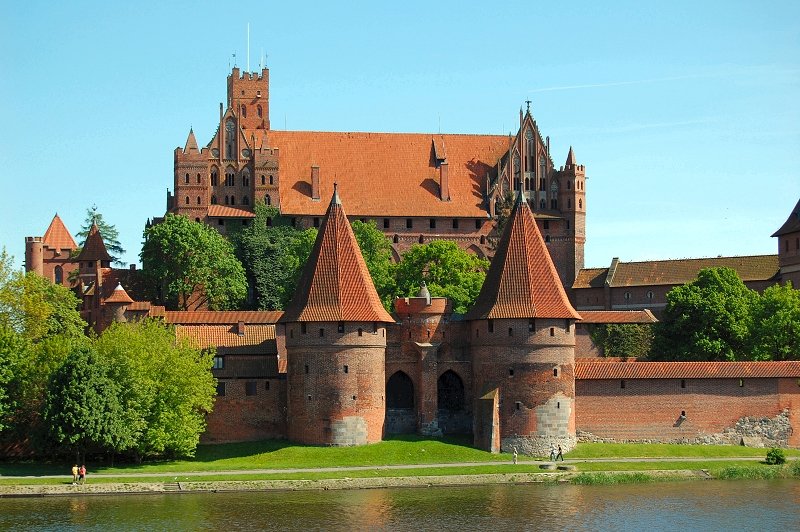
[330,416,369,446]
[501,435,577,457]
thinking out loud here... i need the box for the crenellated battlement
[395,296,452,316]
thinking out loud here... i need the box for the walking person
[512,446,518,464]
[71,464,78,485]
[556,445,564,462]
[79,464,86,484]
[549,443,556,462]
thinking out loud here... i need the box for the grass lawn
[566,442,800,460]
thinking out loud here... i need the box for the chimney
[439,161,450,201]
[237,320,246,336]
[311,166,320,200]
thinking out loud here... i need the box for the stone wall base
[502,434,577,457]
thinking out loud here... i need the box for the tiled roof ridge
[164,310,284,324]
[275,129,509,139]
[612,254,777,266]
[576,360,800,379]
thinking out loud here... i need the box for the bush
[765,447,786,465]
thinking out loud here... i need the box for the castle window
[509,368,514,376]
[224,196,229,205]
[212,356,224,369]
[543,220,549,230]
[430,219,436,229]
[516,401,521,411]
[245,381,257,396]
[551,199,558,209]
[291,218,296,227]
[242,169,250,187]
[185,196,190,205]
[197,196,201,205]
[545,235,550,243]
[373,322,378,334]
[216,382,226,396]
[211,168,218,186]
[488,320,494,333]
[185,173,190,184]
[257,104,263,117]
[681,379,686,389]
[452,219,459,229]
[197,173,201,184]
[480,235,486,244]
[225,169,235,186]
[232,195,238,205]
[301,322,307,334]
[383,218,390,229]
[579,199,583,209]
[357,328,363,336]
[265,381,270,391]
[406,218,413,229]
[620,380,626,389]
[265,194,271,205]
[508,327,513,337]
[528,319,535,332]
[568,199,571,209]
[337,322,344,333]
[211,195,217,204]
[566,220,570,229]
[739,379,744,387]
[540,199,546,209]
[305,365,309,374]
[241,105,247,118]
[393,234,399,244]
[319,328,325,337]
[550,327,555,336]
[195,217,200,222]
[242,195,250,205]
[260,175,266,185]
[241,219,248,226]
[553,368,559,377]
[344,365,349,373]
[647,291,654,300]
[269,175,274,185]
[539,178,546,191]
[54,266,63,285]
[266,217,272,227]
[218,219,224,226]
[314,217,320,228]
[624,292,631,301]
[567,181,571,190]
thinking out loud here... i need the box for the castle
[23,67,800,452]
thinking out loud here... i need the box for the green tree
[589,323,654,358]
[76,206,127,266]
[141,214,247,310]
[232,203,317,310]
[42,346,132,460]
[650,267,758,361]
[750,282,800,361]
[0,327,22,433]
[94,319,216,459]
[395,240,489,314]
[352,220,396,310]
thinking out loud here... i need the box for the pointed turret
[465,193,580,320]
[76,224,112,262]
[184,128,200,154]
[104,283,134,304]
[772,198,800,237]
[42,214,77,252]
[565,146,576,167]
[279,186,393,323]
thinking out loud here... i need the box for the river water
[1,479,798,531]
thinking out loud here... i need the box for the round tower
[279,186,395,446]
[25,236,44,276]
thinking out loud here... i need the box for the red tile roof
[575,360,800,380]
[577,310,657,324]
[573,255,779,289]
[269,131,509,218]
[465,195,581,320]
[164,311,283,324]
[76,224,112,262]
[175,324,277,351]
[104,283,134,304]
[207,205,256,218]
[772,198,800,237]
[42,214,77,250]
[279,187,395,323]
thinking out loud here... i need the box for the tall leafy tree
[750,282,800,361]
[395,240,489,314]
[650,267,758,361]
[141,214,247,310]
[42,346,132,460]
[589,323,654,358]
[94,319,216,459]
[0,327,22,433]
[232,203,317,310]
[76,206,127,266]
[351,220,396,310]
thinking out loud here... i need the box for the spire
[184,128,200,154]
[42,214,78,251]
[76,223,112,262]
[332,182,341,205]
[464,196,581,320]
[279,189,394,323]
[565,146,576,167]
[104,283,134,304]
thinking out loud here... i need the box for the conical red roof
[279,187,394,323]
[104,283,134,304]
[42,214,77,250]
[772,198,800,237]
[76,223,112,262]
[465,194,581,320]
[184,128,200,154]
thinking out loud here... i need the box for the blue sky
[1,0,798,271]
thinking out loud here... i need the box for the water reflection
[1,480,798,531]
